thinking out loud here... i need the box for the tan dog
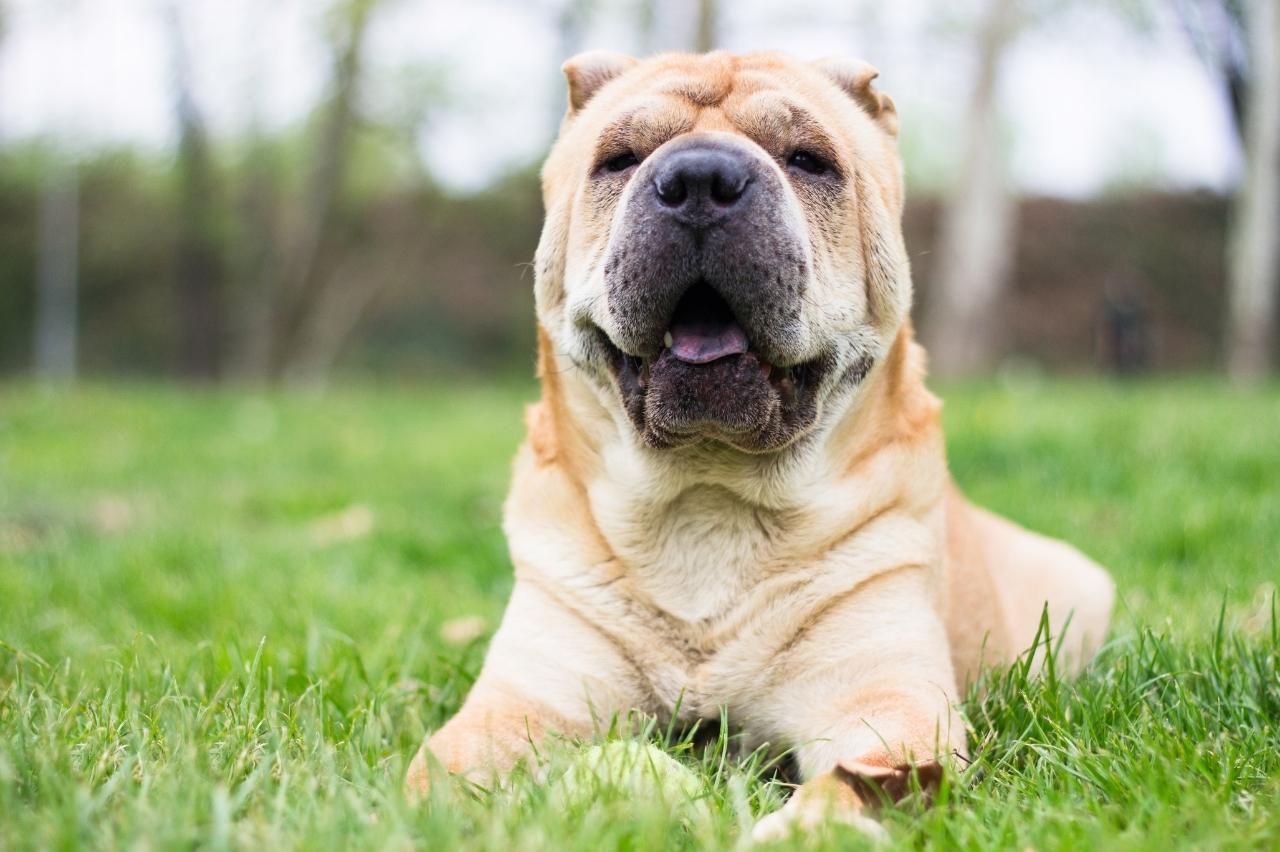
[407,50,1114,840]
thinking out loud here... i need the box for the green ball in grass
[549,741,713,827]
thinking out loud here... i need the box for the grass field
[2,378,1278,849]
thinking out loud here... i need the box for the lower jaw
[611,347,830,452]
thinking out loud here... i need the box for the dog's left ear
[813,58,899,137]
[562,51,638,113]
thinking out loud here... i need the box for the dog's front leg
[406,580,652,797]
[749,567,966,843]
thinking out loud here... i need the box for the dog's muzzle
[592,133,835,452]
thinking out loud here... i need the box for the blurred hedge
[907,192,1229,371]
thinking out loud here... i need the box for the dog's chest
[593,483,785,625]
[567,467,935,723]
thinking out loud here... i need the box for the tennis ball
[549,741,713,827]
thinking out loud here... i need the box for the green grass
[1,378,1278,850]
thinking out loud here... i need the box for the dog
[406,50,1115,840]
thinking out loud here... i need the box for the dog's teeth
[663,331,673,348]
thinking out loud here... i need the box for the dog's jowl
[406,50,1114,839]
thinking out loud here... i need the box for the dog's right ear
[562,51,637,113]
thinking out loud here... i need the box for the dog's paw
[403,745,436,804]
[750,795,888,845]
[750,772,889,846]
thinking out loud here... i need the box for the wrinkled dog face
[536,52,910,452]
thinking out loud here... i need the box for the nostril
[654,173,688,208]
[710,172,749,205]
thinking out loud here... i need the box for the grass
[1,377,1278,850]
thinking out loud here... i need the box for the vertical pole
[1226,0,1280,380]
[33,161,79,381]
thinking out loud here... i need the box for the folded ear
[562,51,638,113]
[813,58,899,137]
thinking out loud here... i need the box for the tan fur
[408,51,1114,838]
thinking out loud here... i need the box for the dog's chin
[600,335,839,453]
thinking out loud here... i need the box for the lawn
[1,378,1278,850]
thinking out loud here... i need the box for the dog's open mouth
[599,282,828,450]
[663,283,752,367]
[618,282,816,402]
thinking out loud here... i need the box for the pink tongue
[668,320,749,364]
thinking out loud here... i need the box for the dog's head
[535,51,910,453]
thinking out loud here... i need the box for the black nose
[651,144,752,226]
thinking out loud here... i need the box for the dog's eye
[603,152,640,173]
[787,150,828,175]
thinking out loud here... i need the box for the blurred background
[0,0,1276,386]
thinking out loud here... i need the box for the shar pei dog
[407,50,1114,840]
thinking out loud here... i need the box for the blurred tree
[1173,0,1249,137]
[922,0,1019,375]
[269,0,381,384]
[230,1,284,380]
[1226,0,1279,380]
[164,1,226,381]
[635,0,658,54]
[695,0,717,51]
[550,0,598,137]
[1176,0,1279,379]
[632,0,717,54]
[231,146,283,379]
[32,0,81,382]
[34,163,79,382]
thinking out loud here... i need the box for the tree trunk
[923,0,1018,376]
[165,2,226,381]
[226,1,282,381]
[1226,0,1280,380]
[270,0,377,382]
[1171,0,1250,140]
[635,0,658,55]
[33,164,79,381]
[230,136,282,381]
[694,0,717,52]
[551,0,594,138]
[271,253,386,389]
